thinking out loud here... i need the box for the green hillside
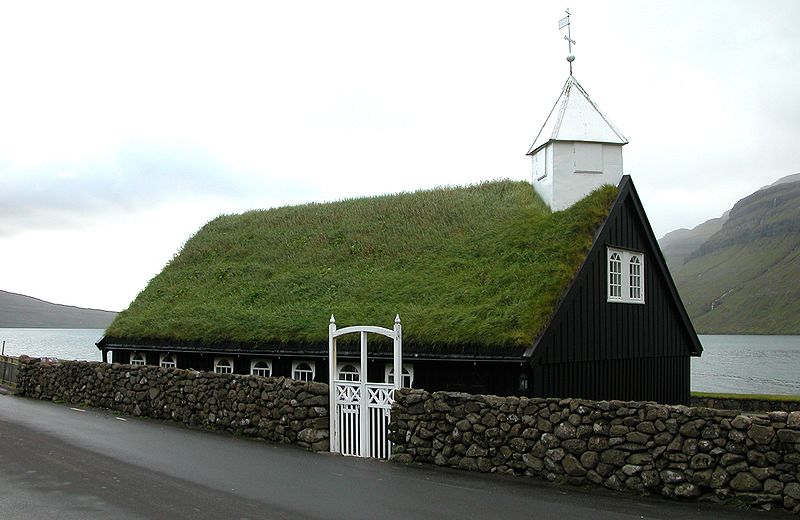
[664,179,800,334]
[107,181,617,351]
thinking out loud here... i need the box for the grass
[692,391,800,402]
[106,180,617,351]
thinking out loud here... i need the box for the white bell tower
[527,10,628,211]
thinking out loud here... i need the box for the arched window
[214,357,233,374]
[337,363,360,382]
[608,251,622,299]
[130,352,146,366]
[385,364,414,388]
[160,353,176,368]
[250,359,272,377]
[292,361,315,381]
[629,256,642,300]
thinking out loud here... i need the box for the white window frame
[130,351,146,366]
[385,363,414,388]
[292,360,315,382]
[336,362,360,382]
[250,359,273,377]
[159,353,177,369]
[607,247,645,304]
[214,357,234,374]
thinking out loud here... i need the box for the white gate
[328,315,402,459]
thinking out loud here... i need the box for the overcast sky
[1,0,798,312]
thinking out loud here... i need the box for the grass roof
[106,180,617,352]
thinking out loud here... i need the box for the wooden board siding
[529,179,698,405]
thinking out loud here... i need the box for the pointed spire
[395,314,401,324]
[330,314,336,324]
[526,75,628,156]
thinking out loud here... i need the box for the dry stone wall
[389,389,800,514]
[17,358,330,452]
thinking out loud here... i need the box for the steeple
[527,76,628,156]
[527,10,628,211]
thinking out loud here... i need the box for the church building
[97,67,701,405]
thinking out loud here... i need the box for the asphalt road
[0,393,790,520]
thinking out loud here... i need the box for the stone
[626,431,650,445]
[580,450,599,470]
[763,479,783,494]
[561,439,587,455]
[599,449,626,467]
[541,433,561,449]
[604,474,623,491]
[709,467,729,489]
[674,483,701,499]
[522,453,544,471]
[751,466,776,481]
[660,469,687,484]
[679,420,703,438]
[667,435,683,452]
[554,422,577,440]
[465,444,488,458]
[785,482,800,500]
[747,424,775,445]
[587,436,609,451]
[562,454,587,476]
[731,415,752,430]
[719,453,743,466]
[609,424,628,436]
[621,464,642,476]
[746,450,767,467]
[458,457,479,471]
[626,452,652,465]
[455,419,472,432]
[729,472,762,492]
[689,453,714,470]
[654,432,672,445]
[692,469,712,487]
[776,429,800,443]
[787,411,800,428]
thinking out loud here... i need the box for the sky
[1,0,798,312]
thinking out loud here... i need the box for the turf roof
[105,180,617,353]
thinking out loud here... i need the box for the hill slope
[660,176,800,334]
[0,291,117,329]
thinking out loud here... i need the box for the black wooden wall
[529,185,698,405]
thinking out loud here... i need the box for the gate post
[359,331,369,457]
[393,314,402,391]
[328,315,337,454]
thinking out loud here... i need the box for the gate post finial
[330,314,336,323]
[394,314,400,324]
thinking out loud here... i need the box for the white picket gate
[329,315,402,459]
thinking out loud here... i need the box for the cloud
[0,141,251,236]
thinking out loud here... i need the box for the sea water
[1,329,798,396]
[0,328,104,361]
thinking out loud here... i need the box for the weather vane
[558,9,576,75]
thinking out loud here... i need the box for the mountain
[659,174,800,334]
[659,211,728,273]
[0,290,117,329]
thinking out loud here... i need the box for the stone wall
[691,395,800,413]
[17,358,330,452]
[389,389,800,514]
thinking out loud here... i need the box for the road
[0,393,789,519]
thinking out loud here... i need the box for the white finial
[395,314,401,324]
[558,8,576,75]
[330,314,336,323]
